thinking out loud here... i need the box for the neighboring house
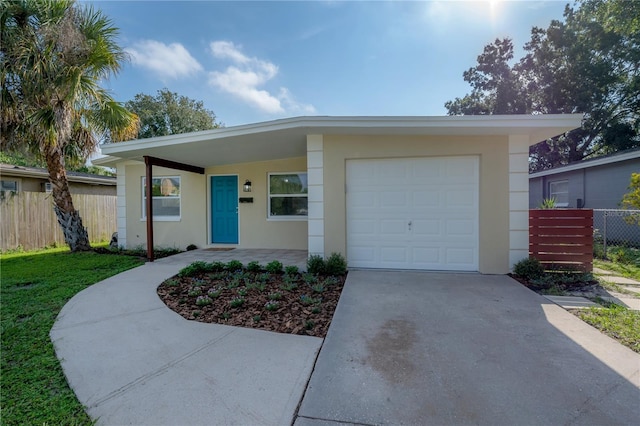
[529,149,640,209]
[97,114,582,274]
[0,164,116,196]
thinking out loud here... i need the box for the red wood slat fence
[529,209,593,272]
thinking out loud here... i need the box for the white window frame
[267,172,308,221]
[1,178,20,193]
[549,180,569,207]
[141,176,181,221]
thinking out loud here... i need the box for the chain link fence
[593,209,640,263]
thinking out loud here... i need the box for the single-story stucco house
[96,114,582,274]
[529,148,640,209]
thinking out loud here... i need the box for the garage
[346,156,479,271]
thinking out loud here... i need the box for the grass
[594,258,640,281]
[1,247,144,425]
[576,305,640,353]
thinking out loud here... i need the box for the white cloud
[208,41,315,115]
[126,40,203,79]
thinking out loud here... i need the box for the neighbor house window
[549,180,569,207]
[1,179,19,193]
[268,172,308,219]
[142,176,181,220]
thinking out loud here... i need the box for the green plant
[192,310,201,318]
[165,278,180,287]
[513,257,544,280]
[303,273,318,285]
[325,252,347,275]
[221,312,231,320]
[311,307,321,314]
[307,254,325,275]
[257,272,270,283]
[284,265,299,275]
[265,260,284,274]
[576,305,640,353]
[207,286,223,298]
[195,295,212,306]
[227,278,241,289]
[210,261,226,272]
[186,244,198,251]
[264,301,279,311]
[304,320,315,330]
[246,261,262,272]
[539,197,557,209]
[188,287,203,297]
[311,283,326,293]
[268,292,282,300]
[323,276,339,286]
[253,315,261,323]
[300,294,321,306]
[226,260,243,271]
[229,297,245,308]
[237,288,248,297]
[178,261,213,277]
[280,282,298,291]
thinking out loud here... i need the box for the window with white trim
[268,172,308,219]
[549,180,569,207]
[142,176,181,220]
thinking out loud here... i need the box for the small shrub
[325,252,347,275]
[280,282,298,291]
[210,261,226,272]
[264,301,279,311]
[178,261,213,277]
[227,278,241,289]
[538,197,557,209]
[253,315,261,323]
[323,276,339,286]
[300,294,320,306]
[221,312,231,319]
[257,272,270,283]
[237,288,248,297]
[246,261,262,272]
[188,287,202,297]
[311,307,321,314]
[226,260,243,271]
[268,292,282,300]
[284,265,299,275]
[165,278,180,287]
[307,255,325,275]
[302,273,318,285]
[207,286,223,298]
[265,260,284,274]
[229,297,245,308]
[186,244,198,251]
[513,257,544,280]
[304,320,315,330]
[192,310,201,318]
[311,283,325,293]
[196,295,212,306]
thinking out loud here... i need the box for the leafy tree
[621,173,640,225]
[125,88,221,139]
[445,0,640,172]
[1,0,138,251]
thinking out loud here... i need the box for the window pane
[549,180,569,205]
[269,174,308,194]
[148,177,180,196]
[270,197,308,216]
[1,180,17,192]
[153,197,180,216]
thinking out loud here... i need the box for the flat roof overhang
[99,114,584,168]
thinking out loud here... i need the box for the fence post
[603,211,608,259]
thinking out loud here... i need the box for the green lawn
[594,258,640,281]
[1,247,144,425]
[577,305,640,353]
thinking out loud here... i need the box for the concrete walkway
[594,267,640,310]
[51,252,640,425]
[50,249,316,425]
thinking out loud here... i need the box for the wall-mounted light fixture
[243,179,252,192]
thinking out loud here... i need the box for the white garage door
[346,156,479,271]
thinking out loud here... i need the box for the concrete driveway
[297,270,640,425]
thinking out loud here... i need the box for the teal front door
[211,176,238,244]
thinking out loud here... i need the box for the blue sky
[89,0,570,126]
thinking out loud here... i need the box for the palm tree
[1,0,137,251]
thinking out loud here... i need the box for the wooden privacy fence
[530,209,593,272]
[0,192,116,251]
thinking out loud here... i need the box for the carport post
[143,155,206,262]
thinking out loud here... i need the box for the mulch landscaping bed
[157,271,346,338]
[509,273,607,298]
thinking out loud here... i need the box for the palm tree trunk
[44,144,92,252]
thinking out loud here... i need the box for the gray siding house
[529,149,640,209]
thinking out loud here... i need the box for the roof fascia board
[0,165,116,185]
[102,114,584,155]
[529,150,640,178]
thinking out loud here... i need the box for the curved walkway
[50,250,319,425]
